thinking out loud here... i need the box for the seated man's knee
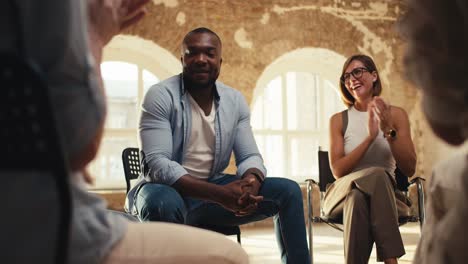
[273,178,303,201]
[136,184,186,223]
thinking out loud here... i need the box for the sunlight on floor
[234,222,420,264]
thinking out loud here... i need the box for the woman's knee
[347,188,367,204]
[136,184,186,222]
[366,167,393,185]
[345,189,369,216]
[366,167,387,177]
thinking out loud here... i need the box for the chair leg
[237,233,241,244]
[416,180,426,230]
[307,180,314,264]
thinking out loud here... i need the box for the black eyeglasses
[341,67,370,84]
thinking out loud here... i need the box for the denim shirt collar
[179,73,221,104]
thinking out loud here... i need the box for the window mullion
[315,75,320,130]
[282,73,290,179]
[319,78,327,148]
[137,66,144,128]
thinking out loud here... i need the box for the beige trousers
[323,167,406,263]
[102,222,249,264]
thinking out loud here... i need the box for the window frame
[252,72,342,182]
[251,49,347,183]
[88,35,181,190]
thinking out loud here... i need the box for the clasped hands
[221,175,264,217]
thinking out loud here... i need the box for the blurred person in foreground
[399,0,468,263]
[1,0,249,263]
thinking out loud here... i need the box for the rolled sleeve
[139,86,188,185]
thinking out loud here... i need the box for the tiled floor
[235,222,420,264]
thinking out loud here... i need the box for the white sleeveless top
[344,106,396,178]
[182,93,216,179]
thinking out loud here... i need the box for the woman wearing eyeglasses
[322,54,417,264]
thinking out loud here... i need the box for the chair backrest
[122,147,142,194]
[318,148,409,192]
[0,54,71,263]
[395,167,410,192]
[318,149,336,192]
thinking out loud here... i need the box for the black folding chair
[122,147,242,243]
[0,54,71,263]
[305,148,425,263]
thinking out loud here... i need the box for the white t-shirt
[182,93,216,179]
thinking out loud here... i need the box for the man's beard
[184,72,217,90]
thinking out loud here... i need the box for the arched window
[251,49,346,182]
[88,35,180,190]
[88,61,159,189]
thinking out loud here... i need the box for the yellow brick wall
[114,0,459,179]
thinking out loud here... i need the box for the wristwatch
[384,129,397,139]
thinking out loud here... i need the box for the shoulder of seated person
[432,150,468,189]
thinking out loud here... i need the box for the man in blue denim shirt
[126,27,310,264]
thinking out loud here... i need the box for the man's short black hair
[182,27,222,47]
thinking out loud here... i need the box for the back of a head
[399,0,468,142]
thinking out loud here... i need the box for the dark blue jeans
[134,175,310,264]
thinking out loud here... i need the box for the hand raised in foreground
[88,0,150,45]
